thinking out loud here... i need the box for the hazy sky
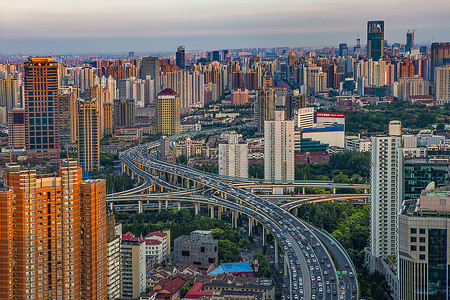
[1,0,450,55]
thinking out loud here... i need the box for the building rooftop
[208,262,254,276]
[158,88,178,97]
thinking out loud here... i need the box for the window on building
[411,237,417,243]
[419,228,425,234]
[410,228,417,234]
[201,247,205,253]
[208,258,215,264]
[420,246,425,252]
[419,237,426,243]
[181,251,190,257]
[419,254,426,260]
[411,245,417,251]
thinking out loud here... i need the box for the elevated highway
[117,141,359,300]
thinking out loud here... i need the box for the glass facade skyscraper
[367,20,384,60]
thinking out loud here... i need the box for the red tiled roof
[145,239,162,245]
[158,88,178,96]
[122,232,141,241]
[146,231,166,238]
[184,282,214,299]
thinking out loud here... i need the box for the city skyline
[1,0,450,54]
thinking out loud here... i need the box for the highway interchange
[118,140,359,300]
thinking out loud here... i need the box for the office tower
[399,185,450,300]
[106,214,122,300]
[246,71,258,90]
[353,34,361,53]
[256,88,276,133]
[156,88,180,135]
[430,43,450,81]
[77,98,100,172]
[121,233,146,298]
[113,98,135,127]
[232,71,244,89]
[405,30,415,53]
[212,50,220,62]
[8,108,26,148]
[176,45,186,69]
[223,49,230,62]
[264,111,294,183]
[286,92,306,120]
[368,121,402,267]
[57,92,77,147]
[367,20,385,60]
[24,57,60,160]
[0,160,107,300]
[0,77,18,119]
[435,65,450,105]
[218,132,248,178]
[162,70,204,112]
[339,43,348,57]
[103,102,113,136]
[262,71,274,88]
[141,56,161,96]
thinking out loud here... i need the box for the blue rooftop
[208,261,254,275]
[303,126,344,133]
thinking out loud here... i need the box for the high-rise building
[399,185,450,300]
[0,76,19,120]
[218,132,248,178]
[8,108,26,148]
[157,136,176,164]
[231,88,249,106]
[286,92,307,120]
[78,98,100,172]
[0,160,107,299]
[141,56,161,97]
[106,214,122,300]
[113,98,135,127]
[176,45,186,69]
[368,121,402,268]
[367,20,385,60]
[339,43,348,57]
[223,49,230,62]
[264,111,294,184]
[435,65,450,105]
[57,91,77,147]
[405,30,415,53]
[430,42,450,82]
[256,88,276,133]
[24,57,60,160]
[121,233,147,298]
[156,88,181,135]
[103,102,114,136]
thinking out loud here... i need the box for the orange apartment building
[0,159,107,300]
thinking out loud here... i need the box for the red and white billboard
[316,112,345,118]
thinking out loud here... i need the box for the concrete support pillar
[195,203,200,215]
[158,201,162,213]
[186,178,190,189]
[302,187,306,195]
[248,217,253,236]
[364,188,367,194]
[333,187,336,194]
[165,200,168,210]
[109,202,113,211]
[210,206,214,219]
[177,201,181,211]
[250,187,254,194]
[218,207,222,220]
[138,200,143,214]
[272,187,275,194]
[275,241,278,264]
[262,228,266,246]
[294,207,298,216]
[160,185,164,192]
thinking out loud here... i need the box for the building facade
[121,233,147,299]
[24,57,60,160]
[173,231,218,266]
[435,65,450,105]
[218,132,248,178]
[8,108,26,148]
[78,98,100,172]
[156,88,181,135]
[113,98,135,128]
[264,111,294,183]
[367,21,385,60]
[0,160,107,300]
